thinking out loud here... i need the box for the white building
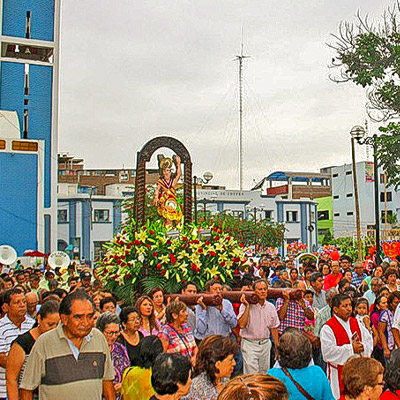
[332,161,400,237]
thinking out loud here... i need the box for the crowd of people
[1,253,400,400]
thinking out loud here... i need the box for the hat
[80,270,92,280]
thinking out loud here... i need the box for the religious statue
[153,154,183,225]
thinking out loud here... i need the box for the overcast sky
[58,0,394,189]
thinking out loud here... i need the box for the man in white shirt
[321,293,373,399]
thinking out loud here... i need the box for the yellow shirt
[121,367,154,400]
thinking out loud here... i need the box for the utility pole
[235,29,249,191]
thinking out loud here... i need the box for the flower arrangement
[96,218,247,296]
[286,241,307,255]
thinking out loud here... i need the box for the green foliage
[321,229,334,246]
[329,4,400,187]
[333,236,375,261]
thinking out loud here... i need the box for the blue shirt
[267,365,334,400]
[194,299,237,340]
[352,271,367,287]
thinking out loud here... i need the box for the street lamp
[193,171,213,224]
[350,125,364,261]
[350,126,381,263]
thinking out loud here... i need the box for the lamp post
[350,125,364,261]
[193,171,213,224]
[350,126,381,263]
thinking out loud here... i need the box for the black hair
[338,278,350,292]
[134,335,163,369]
[309,272,323,283]
[38,299,59,319]
[340,255,352,263]
[180,281,197,292]
[355,297,368,308]
[100,296,117,311]
[29,273,40,281]
[3,288,24,304]
[53,288,68,299]
[59,290,94,316]
[385,348,400,392]
[119,306,139,325]
[151,353,192,396]
[331,293,351,310]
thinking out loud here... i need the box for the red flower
[134,240,141,245]
[125,250,130,255]
[209,251,217,257]
[161,270,166,276]
[198,248,203,254]
[145,243,150,248]
[234,269,238,274]
[221,261,226,267]
[239,243,244,248]
[156,263,162,270]
[215,236,220,240]
[167,240,172,245]
[182,237,188,242]
[205,240,210,245]
[215,276,219,280]
[149,230,155,235]
[193,240,200,244]
[126,273,131,278]
[152,252,158,257]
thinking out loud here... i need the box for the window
[93,209,110,222]
[381,210,394,223]
[334,212,340,217]
[333,195,339,199]
[347,211,354,216]
[232,210,244,218]
[346,193,353,198]
[380,174,385,184]
[345,171,352,175]
[94,241,107,260]
[318,210,329,220]
[333,173,339,178]
[286,211,298,222]
[380,192,392,202]
[264,210,273,221]
[58,210,68,223]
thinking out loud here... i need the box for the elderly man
[25,292,39,319]
[363,277,382,306]
[0,289,34,400]
[351,261,367,288]
[20,290,115,400]
[238,278,280,373]
[321,293,373,399]
[324,261,343,291]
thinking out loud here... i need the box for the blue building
[0,0,60,255]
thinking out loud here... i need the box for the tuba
[48,251,70,269]
[0,245,17,266]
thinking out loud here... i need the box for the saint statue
[153,154,183,225]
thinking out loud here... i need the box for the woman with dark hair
[268,328,334,400]
[341,357,384,400]
[157,301,197,364]
[120,335,163,400]
[184,334,239,400]
[371,294,389,364]
[117,306,143,366]
[149,286,166,325]
[217,374,288,400]
[378,291,400,360]
[382,348,400,399]
[6,300,60,400]
[135,295,159,336]
[96,312,130,399]
[385,268,400,293]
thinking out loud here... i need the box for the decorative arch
[134,136,192,226]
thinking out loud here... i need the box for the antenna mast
[235,28,249,190]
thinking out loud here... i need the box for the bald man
[25,292,39,319]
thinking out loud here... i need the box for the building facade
[332,161,400,238]
[0,0,60,254]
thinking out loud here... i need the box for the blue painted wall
[69,201,76,244]
[0,62,24,128]
[81,200,91,261]
[0,153,38,254]
[2,0,55,41]
[29,65,53,208]
[300,203,308,244]
[113,201,122,234]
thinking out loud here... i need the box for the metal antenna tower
[235,28,250,190]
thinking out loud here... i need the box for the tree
[329,2,400,187]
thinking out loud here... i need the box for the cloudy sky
[58,0,393,189]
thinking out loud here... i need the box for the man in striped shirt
[0,288,34,400]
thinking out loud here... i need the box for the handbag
[281,367,316,400]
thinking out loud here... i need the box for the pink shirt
[238,301,280,340]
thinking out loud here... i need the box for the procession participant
[3,277,14,291]
[339,256,352,274]
[352,261,367,288]
[96,312,130,399]
[117,306,143,366]
[150,353,192,400]
[28,274,40,294]
[324,261,343,291]
[100,297,117,314]
[238,278,280,373]
[0,288,34,400]
[149,287,166,325]
[194,279,237,340]
[385,268,400,292]
[309,272,327,310]
[20,290,116,400]
[135,295,159,336]
[363,277,383,306]
[158,301,197,364]
[184,335,238,400]
[180,281,197,332]
[321,294,373,399]
[6,300,59,400]
[382,349,400,399]
[361,265,384,289]
[275,284,314,335]
[25,292,39,319]
[80,270,93,290]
